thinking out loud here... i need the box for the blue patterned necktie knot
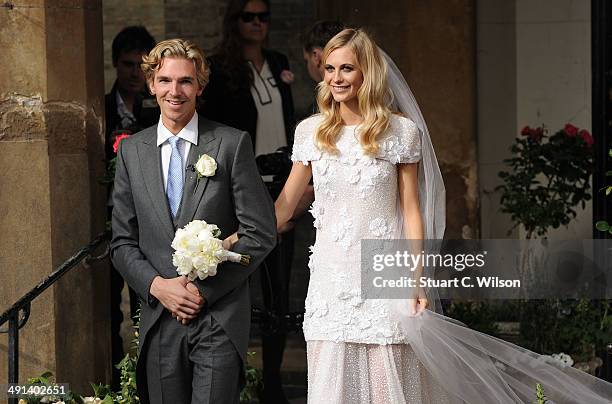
[166,136,184,217]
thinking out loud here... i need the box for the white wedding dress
[292,114,450,403]
[291,114,612,404]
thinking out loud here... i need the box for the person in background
[200,1,295,403]
[200,0,294,153]
[106,26,159,155]
[105,25,158,389]
[289,21,347,216]
[302,20,346,85]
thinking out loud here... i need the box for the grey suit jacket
[110,115,276,400]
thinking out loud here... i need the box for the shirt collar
[115,90,125,108]
[116,91,136,119]
[156,113,199,147]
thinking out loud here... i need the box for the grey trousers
[145,310,242,404]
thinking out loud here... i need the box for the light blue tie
[166,136,184,217]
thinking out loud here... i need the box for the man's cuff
[194,281,211,309]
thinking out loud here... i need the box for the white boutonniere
[188,154,217,194]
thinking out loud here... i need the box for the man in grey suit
[111,38,276,404]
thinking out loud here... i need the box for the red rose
[579,129,594,147]
[280,69,295,84]
[564,123,578,137]
[530,127,544,142]
[521,126,531,136]
[113,133,131,154]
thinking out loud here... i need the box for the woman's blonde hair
[315,28,393,155]
[141,39,210,89]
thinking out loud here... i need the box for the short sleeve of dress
[377,115,422,164]
[291,115,323,165]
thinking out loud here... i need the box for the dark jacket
[105,81,159,159]
[199,49,295,149]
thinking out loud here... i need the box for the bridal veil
[383,49,612,403]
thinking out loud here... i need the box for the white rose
[185,220,206,234]
[172,251,193,275]
[171,228,190,250]
[197,225,219,241]
[195,154,217,177]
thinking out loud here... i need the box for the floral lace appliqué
[307,245,316,274]
[369,217,393,238]
[330,207,353,249]
[309,201,325,229]
[313,160,337,199]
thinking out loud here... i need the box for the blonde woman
[224,27,444,401]
[274,28,446,403]
[226,28,612,403]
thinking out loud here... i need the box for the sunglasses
[240,11,271,23]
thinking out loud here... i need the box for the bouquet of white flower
[171,220,250,281]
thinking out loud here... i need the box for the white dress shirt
[156,113,199,190]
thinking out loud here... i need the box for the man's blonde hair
[141,38,210,88]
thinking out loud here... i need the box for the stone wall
[478,0,592,239]
[0,0,109,391]
[163,0,225,51]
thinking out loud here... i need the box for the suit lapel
[176,118,221,229]
[137,130,175,239]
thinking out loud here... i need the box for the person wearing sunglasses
[200,0,294,152]
[199,1,295,403]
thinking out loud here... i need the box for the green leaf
[40,371,53,379]
[595,221,610,231]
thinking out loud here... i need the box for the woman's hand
[277,221,295,234]
[222,232,239,250]
[408,297,428,316]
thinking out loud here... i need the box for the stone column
[317,0,479,238]
[0,0,110,393]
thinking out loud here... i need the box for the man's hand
[408,297,428,316]
[172,281,204,325]
[150,276,205,324]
